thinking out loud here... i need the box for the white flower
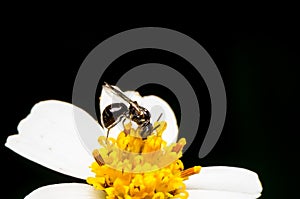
[5,87,262,199]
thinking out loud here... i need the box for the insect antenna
[156,113,163,122]
[151,113,163,133]
[152,124,161,132]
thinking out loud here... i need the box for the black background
[1,24,298,198]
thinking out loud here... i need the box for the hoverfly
[100,82,162,139]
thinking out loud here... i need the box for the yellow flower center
[87,121,201,199]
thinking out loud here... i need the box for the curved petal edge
[5,100,102,179]
[24,183,106,199]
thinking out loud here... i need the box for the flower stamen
[87,121,201,199]
[92,149,105,166]
[181,166,201,179]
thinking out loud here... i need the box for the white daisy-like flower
[5,86,262,199]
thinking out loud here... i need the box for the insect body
[101,83,160,139]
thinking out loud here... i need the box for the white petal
[5,100,102,180]
[188,189,261,199]
[24,183,106,199]
[185,166,262,195]
[99,85,178,143]
[139,95,178,143]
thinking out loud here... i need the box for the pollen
[87,121,201,199]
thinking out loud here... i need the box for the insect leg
[121,110,130,129]
[106,115,125,138]
[122,117,127,129]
